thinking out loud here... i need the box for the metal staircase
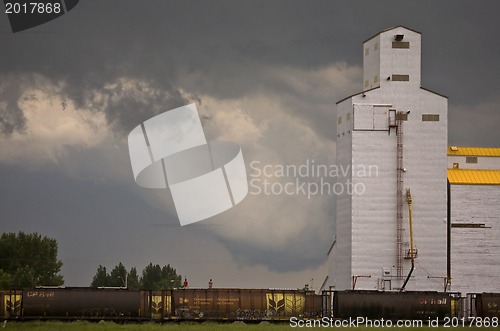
[396,112,404,279]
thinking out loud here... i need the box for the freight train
[1,287,498,322]
[1,287,321,321]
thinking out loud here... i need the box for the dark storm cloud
[2,1,499,87]
[69,78,188,134]
[449,101,500,148]
[2,1,499,140]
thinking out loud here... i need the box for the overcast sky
[1,1,499,289]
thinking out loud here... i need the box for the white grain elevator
[327,26,448,291]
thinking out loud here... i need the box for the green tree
[0,269,12,289]
[90,265,110,288]
[140,263,162,290]
[109,262,127,287]
[140,263,181,290]
[160,264,181,289]
[0,232,64,289]
[127,267,141,290]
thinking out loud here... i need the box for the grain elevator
[327,26,448,291]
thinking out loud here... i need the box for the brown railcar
[20,287,149,320]
[475,293,500,318]
[170,288,320,321]
[333,290,451,320]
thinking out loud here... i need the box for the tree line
[0,232,183,291]
[91,262,182,290]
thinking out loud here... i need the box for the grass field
[0,321,487,331]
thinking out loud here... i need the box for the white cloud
[0,74,109,165]
[265,62,362,102]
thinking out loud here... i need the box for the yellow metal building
[447,146,500,294]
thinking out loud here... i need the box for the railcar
[475,293,500,318]
[167,288,322,320]
[2,288,148,320]
[330,290,453,320]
